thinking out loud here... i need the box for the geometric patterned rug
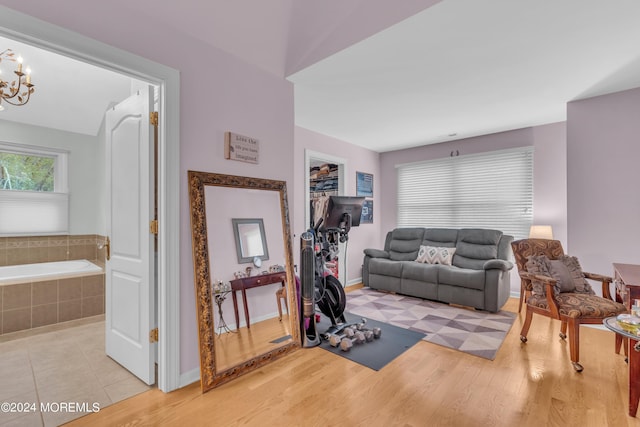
[346,287,517,360]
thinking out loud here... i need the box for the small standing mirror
[188,171,300,392]
[232,218,269,263]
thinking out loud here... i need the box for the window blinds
[0,191,69,236]
[397,146,533,239]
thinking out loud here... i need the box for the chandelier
[0,48,35,111]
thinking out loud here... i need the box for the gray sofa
[362,228,514,312]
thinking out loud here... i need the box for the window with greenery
[397,147,533,239]
[0,151,55,191]
[0,142,69,236]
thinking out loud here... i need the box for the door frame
[0,7,181,392]
[304,149,348,284]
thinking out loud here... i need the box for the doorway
[0,8,181,392]
[304,149,348,284]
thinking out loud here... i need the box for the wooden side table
[604,316,640,417]
[229,271,287,329]
[613,263,640,417]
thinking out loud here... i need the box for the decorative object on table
[269,264,285,273]
[245,266,253,277]
[212,280,234,335]
[233,271,247,279]
[347,288,516,360]
[356,171,373,197]
[511,238,626,372]
[616,313,640,335]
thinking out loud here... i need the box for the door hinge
[150,219,158,235]
[150,328,159,343]
[150,111,158,126]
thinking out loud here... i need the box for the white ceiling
[2,0,640,151]
[289,0,640,152]
[0,35,136,136]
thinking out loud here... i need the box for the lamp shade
[529,225,553,239]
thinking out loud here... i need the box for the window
[0,142,69,236]
[397,146,533,239]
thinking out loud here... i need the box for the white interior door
[105,87,156,385]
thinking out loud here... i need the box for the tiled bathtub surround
[1,273,105,335]
[0,234,107,267]
[0,234,106,336]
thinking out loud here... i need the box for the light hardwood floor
[66,297,640,427]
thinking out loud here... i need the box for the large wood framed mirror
[188,171,300,392]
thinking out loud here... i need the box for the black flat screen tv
[324,196,365,228]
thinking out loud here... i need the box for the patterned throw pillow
[558,255,594,295]
[525,255,555,297]
[525,254,595,297]
[415,245,456,265]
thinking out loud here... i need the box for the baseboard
[347,277,363,287]
[179,368,200,389]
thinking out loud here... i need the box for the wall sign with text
[224,132,259,164]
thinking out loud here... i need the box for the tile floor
[0,317,152,426]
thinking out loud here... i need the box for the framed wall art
[356,171,373,198]
[360,199,373,224]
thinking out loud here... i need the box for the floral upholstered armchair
[511,238,626,372]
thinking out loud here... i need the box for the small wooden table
[229,271,287,329]
[613,263,640,417]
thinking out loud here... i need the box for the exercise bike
[300,196,364,347]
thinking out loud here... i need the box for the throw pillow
[415,245,428,263]
[558,255,595,295]
[525,254,596,297]
[546,259,576,293]
[525,255,556,297]
[415,245,456,265]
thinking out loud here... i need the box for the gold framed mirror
[188,171,300,392]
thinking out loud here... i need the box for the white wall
[567,87,640,286]
[0,119,102,235]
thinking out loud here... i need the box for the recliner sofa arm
[483,259,513,271]
[364,248,390,259]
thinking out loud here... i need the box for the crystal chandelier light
[0,48,35,111]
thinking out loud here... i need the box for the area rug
[346,288,516,360]
[317,314,425,371]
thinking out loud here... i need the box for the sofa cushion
[453,229,502,270]
[438,266,486,290]
[369,258,403,278]
[402,261,439,283]
[388,228,425,261]
[415,246,456,265]
[422,228,458,248]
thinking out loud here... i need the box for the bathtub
[0,259,105,335]
[0,259,103,285]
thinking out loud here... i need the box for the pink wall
[567,87,640,285]
[205,186,287,327]
[0,2,295,375]
[379,123,568,294]
[293,126,381,284]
